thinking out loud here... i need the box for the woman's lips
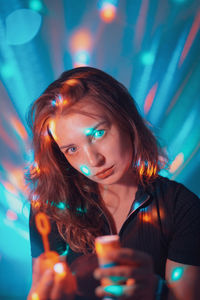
[95,165,114,179]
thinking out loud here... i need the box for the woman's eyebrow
[59,120,108,150]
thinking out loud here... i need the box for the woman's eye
[66,146,77,154]
[93,129,105,139]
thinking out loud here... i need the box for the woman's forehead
[49,104,111,143]
[59,97,113,121]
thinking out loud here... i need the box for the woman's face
[51,99,133,186]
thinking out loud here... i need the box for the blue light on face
[84,128,105,139]
[84,128,93,136]
[80,165,91,176]
[93,130,105,138]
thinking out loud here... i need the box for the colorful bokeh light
[29,0,43,12]
[99,3,117,23]
[6,9,42,45]
[74,50,90,67]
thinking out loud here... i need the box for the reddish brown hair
[27,67,166,253]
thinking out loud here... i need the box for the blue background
[0,0,200,299]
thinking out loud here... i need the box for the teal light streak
[104,285,123,297]
[135,29,160,108]
[149,27,188,124]
[172,0,188,3]
[161,64,200,145]
[169,108,197,156]
[171,267,184,282]
[80,165,91,176]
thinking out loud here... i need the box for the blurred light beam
[179,10,200,66]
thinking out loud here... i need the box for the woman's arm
[165,258,200,300]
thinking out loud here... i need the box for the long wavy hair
[27,67,166,254]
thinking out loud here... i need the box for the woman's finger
[105,248,152,267]
[32,258,42,287]
[94,265,150,282]
[51,262,77,300]
[36,269,54,300]
[50,273,68,300]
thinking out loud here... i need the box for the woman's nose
[84,145,105,167]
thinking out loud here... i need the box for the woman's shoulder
[151,175,199,198]
[149,175,200,214]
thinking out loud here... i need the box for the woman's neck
[99,172,138,209]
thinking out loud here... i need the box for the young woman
[28,67,200,300]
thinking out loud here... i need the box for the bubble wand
[35,212,51,252]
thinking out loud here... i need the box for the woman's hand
[94,248,158,300]
[27,254,77,300]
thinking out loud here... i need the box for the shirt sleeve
[167,183,200,266]
[29,206,67,257]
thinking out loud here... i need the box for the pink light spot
[6,209,18,221]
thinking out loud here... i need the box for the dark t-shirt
[29,176,200,299]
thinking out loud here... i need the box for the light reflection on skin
[104,285,123,297]
[80,165,91,176]
[171,266,184,282]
